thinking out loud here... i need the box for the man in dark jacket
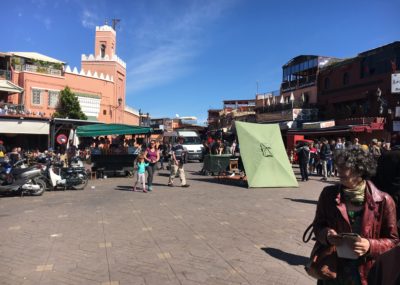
[319,138,332,181]
[296,142,310,181]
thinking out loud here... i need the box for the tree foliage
[53,87,87,120]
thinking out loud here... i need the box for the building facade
[316,41,400,141]
[0,24,139,126]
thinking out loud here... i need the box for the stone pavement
[0,163,334,285]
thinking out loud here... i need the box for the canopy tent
[76,123,152,137]
[235,121,298,188]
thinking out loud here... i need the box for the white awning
[8,52,65,64]
[0,119,49,135]
[0,80,24,93]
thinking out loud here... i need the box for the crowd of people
[295,137,390,182]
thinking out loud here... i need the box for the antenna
[112,19,121,30]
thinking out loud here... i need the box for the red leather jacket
[313,181,399,285]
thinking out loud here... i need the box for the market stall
[76,123,152,177]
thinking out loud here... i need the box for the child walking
[133,155,149,192]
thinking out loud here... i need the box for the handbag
[303,224,337,280]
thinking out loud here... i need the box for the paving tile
[0,163,322,285]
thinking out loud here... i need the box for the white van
[165,130,203,162]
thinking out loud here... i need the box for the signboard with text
[392,73,400,93]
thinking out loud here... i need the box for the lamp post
[138,109,142,126]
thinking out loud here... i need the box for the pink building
[0,24,139,126]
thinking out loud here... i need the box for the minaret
[94,25,116,59]
[81,24,126,123]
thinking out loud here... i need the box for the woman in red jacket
[313,147,399,285]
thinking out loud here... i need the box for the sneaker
[181,184,190,188]
[168,183,174,187]
[148,186,153,192]
[143,188,147,193]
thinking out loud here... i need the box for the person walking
[168,137,190,188]
[297,142,310,181]
[0,140,6,162]
[312,147,399,285]
[319,138,331,181]
[370,138,381,160]
[144,140,159,192]
[133,155,149,192]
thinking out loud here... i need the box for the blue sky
[3,0,399,124]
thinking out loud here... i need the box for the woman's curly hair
[333,146,377,179]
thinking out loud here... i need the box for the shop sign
[392,73,400,93]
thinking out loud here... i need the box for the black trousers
[299,162,308,181]
[146,163,156,186]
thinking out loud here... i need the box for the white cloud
[126,0,235,93]
[81,10,98,29]
[34,14,52,30]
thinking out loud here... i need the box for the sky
[2,0,400,124]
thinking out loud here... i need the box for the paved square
[0,163,326,285]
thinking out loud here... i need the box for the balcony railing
[0,103,25,115]
[0,69,11,80]
[255,101,318,113]
[14,64,63,76]
[0,103,47,118]
[281,75,316,92]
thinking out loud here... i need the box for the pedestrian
[168,137,190,188]
[312,146,399,285]
[8,147,20,165]
[0,140,6,162]
[297,142,310,181]
[133,155,148,192]
[370,138,381,160]
[308,141,317,175]
[144,140,159,192]
[319,138,331,181]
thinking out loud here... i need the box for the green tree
[53,87,87,120]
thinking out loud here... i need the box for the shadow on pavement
[284,198,318,205]
[115,185,133,191]
[261,247,308,266]
[189,177,247,188]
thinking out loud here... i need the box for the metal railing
[0,103,25,115]
[255,102,318,113]
[14,64,63,76]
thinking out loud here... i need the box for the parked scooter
[42,159,88,190]
[0,158,46,196]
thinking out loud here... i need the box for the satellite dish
[175,114,180,118]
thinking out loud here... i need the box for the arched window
[101,44,106,58]
[343,72,349,85]
[324,77,330,89]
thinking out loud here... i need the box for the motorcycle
[0,159,46,196]
[42,159,88,190]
